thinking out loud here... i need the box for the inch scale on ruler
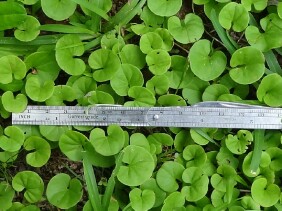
[12,102,282,130]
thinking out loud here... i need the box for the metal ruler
[11,102,282,129]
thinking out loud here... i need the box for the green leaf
[241,196,260,210]
[241,0,267,11]
[0,182,14,210]
[257,73,282,107]
[190,128,217,145]
[229,46,265,84]
[181,167,209,202]
[225,130,253,155]
[59,130,89,161]
[139,32,164,54]
[219,2,249,32]
[87,90,115,105]
[168,14,204,44]
[211,164,237,192]
[158,94,186,106]
[146,75,169,96]
[156,161,185,192]
[2,91,27,113]
[110,64,144,96]
[146,49,171,75]
[129,188,155,211]
[117,145,155,186]
[0,126,25,152]
[18,0,39,5]
[41,0,77,21]
[202,84,229,101]
[183,144,207,168]
[46,85,76,106]
[24,136,51,167]
[0,1,27,30]
[12,171,44,203]
[161,191,185,211]
[148,133,174,146]
[130,133,151,151]
[39,125,70,142]
[141,6,164,27]
[119,44,146,69]
[90,125,124,156]
[46,173,83,209]
[154,28,174,51]
[251,177,280,207]
[266,147,282,171]
[124,86,156,107]
[166,55,193,89]
[101,31,125,52]
[140,178,167,207]
[25,75,55,102]
[14,15,40,42]
[0,55,26,84]
[56,34,85,76]
[147,0,182,17]
[182,77,209,105]
[88,49,121,82]
[189,39,227,81]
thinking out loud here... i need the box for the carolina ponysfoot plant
[1,0,282,210]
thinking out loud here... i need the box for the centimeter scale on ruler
[12,101,282,130]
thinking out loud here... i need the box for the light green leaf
[119,44,146,69]
[147,0,182,17]
[146,49,171,75]
[14,15,40,42]
[129,188,155,211]
[2,91,27,113]
[0,126,25,152]
[125,86,156,107]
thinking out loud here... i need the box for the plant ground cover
[1,0,282,210]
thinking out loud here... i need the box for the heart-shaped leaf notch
[90,125,125,156]
[229,46,265,85]
[0,126,25,152]
[129,188,155,211]
[12,171,44,203]
[46,173,83,209]
[168,13,204,44]
[1,91,27,113]
[0,55,27,84]
[55,34,85,76]
[225,130,253,155]
[189,39,227,81]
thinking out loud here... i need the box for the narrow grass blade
[102,151,124,209]
[264,50,282,76]
[250,130,265,174]
[193,128,219,146]
[83,155,102,211]
[70,0,109,21]
[210,9,237,54]
[40,24,95,35]
[84,36,102,51]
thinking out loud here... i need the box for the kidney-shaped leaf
[25,75,55,102]
[88,49,121,82]
[46,173,83,209]
[266,147,282,171]
[0,126,25,152]
[59,130,89,161]
[257,73,282,107]
[168,14,204,44]
[0,182,14,210]
[41,0,76,21]
[140,32,164,54]
[146,49,171,75]
[156,161,185,192]
[0,55,26,84]
[12,171,44,203]
[219,2,249,32]
[161,191,185,211]
[146,75,169,95]
[56,34,85,75]
[181,167,209,202]
[189,39,226,81]
[129,188,155,211]
[251,177,280,207]
[0,1,27,30]
[39,125,70,142]
[46,85,76,106]
[24,136,51,167]
[90,125,124,156]
[183,144,207,168]
[2,91,27,113]
[229,46,265,85]
[14,15,40,42]
[147,0,182,17]
[120,44,146,69]
[124,86,156,107]
[117,145,155,186]
[225,130,253,155]
[202,84,229,101]
[110,64,144,96]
